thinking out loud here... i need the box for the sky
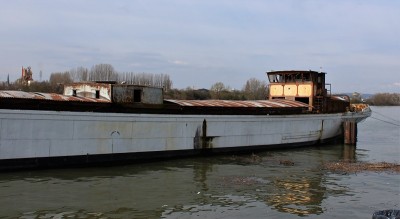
[1,0,399,94]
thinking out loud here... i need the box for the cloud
[169,60,188,66]
[1,0,400,92]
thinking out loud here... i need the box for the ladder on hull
[314,96,324,112]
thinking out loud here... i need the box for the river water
[0,106,399,219]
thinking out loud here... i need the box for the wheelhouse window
[303,73,311,82]
[268,72,313,83]
[268,74,284,83]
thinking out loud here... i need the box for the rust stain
[193,119,214,150]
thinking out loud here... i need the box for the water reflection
[163,145,356,218]
[342,144,357,162]
[0,144,358,218]
[266,178,324,216]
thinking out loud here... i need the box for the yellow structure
[267,70,329,112]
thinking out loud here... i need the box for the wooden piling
[343,121,358,145]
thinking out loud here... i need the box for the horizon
[1,1,399,94]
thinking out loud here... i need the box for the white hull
[0,109,370,168]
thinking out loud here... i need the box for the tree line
[364,93,400,106]
[350,92,400,106]
[48,64,173,91]
[0,63,269,100]
[164,78,268,100]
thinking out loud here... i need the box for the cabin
[63,82,164,105]
[267,70,349,113]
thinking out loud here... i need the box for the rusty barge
[0,70,371,170]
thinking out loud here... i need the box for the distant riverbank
[351,93,400,106]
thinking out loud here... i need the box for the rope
[370,116,400,127]
[373,111,400,123]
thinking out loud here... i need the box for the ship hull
[0,109,369,170]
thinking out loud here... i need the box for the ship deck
[0,90,309,115]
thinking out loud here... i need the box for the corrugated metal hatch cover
[0,90,110,103]
[1,90,309,108]
[165,99,309,108]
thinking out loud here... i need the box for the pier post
[343,121,358,145]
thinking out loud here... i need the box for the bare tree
[243,78,268,100]
[89,64,118,81]
[210,82,226,99]
[70,66,89,82]
[49,72,72,85]
[119,72,173,91]
[49,72,73,93]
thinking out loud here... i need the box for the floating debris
[322,161,400,174]
[279,159,295,166]
[251,153,263,162]
[221,176,264,186]
[225,154,263,164]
